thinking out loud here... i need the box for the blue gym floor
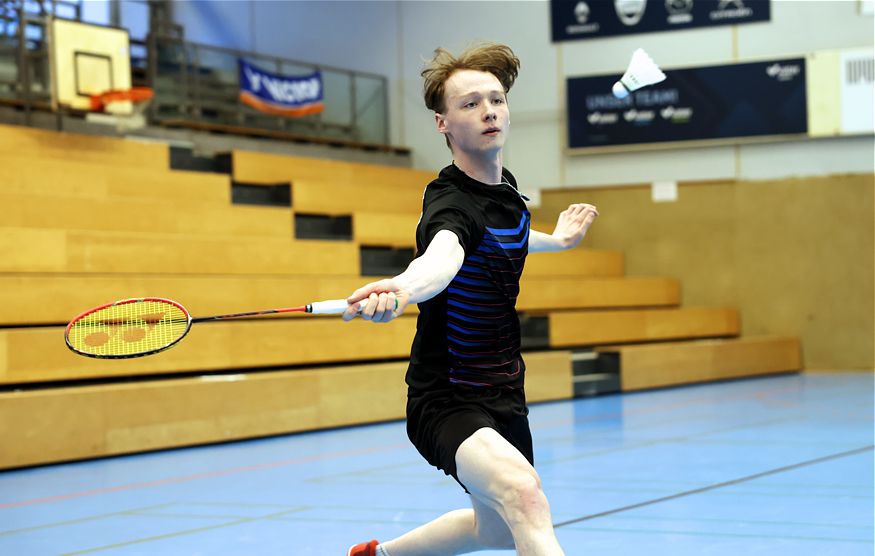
[1,372,872,555]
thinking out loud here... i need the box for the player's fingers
[347,283,379,305]
[342,303,360,321]
[375,292,397,323]
[360,292,380,321]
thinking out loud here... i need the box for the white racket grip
[309,298,368,315]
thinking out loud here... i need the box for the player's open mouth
[483,128,500,136]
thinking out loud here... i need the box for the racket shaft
[191,298,370,322]
[192,306,305,323]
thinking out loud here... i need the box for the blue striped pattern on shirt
[446,210,530,386]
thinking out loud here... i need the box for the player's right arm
[342,229,464,324]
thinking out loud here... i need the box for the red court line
[0,442,408,510]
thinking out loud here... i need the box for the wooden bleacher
[0,125,169,169]
[0,154,231,204]
[0,123,801,469]
[0,192,292,236]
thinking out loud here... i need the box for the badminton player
[344,43,598,556]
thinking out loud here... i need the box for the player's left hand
[552,203,599,249]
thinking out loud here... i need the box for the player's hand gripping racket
[65,297,372,359]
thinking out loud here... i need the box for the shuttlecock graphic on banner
[612,48,666,99]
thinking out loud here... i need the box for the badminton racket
[65,296,384,359]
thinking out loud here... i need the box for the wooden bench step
[353,212,420,247]
[596,336,802,391]
[0,154,230,204]
[0,123,169,169]
[232,149,434,188]
[525,249,625,277]
[0,227,358,275]
[0,350,570,470]
[518,277,679,311]
[549,307,740,347]
[292,179,423,214]
[0,192,291,236]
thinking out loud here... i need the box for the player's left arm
[528,203,599,253]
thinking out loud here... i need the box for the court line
[553,444,874,528]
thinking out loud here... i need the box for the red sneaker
[347,540,379,556]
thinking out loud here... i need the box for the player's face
[436,70,509,157]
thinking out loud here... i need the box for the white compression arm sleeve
[395,229,465,304]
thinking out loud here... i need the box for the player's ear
[435,112,448,134]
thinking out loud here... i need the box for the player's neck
[452,151,503,185]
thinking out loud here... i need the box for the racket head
[65,297,192,359]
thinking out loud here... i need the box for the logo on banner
[567,1,600,34]
[587,111,619,125]
[766,62,801,82]
[238,59,324,117]
[614,0,647,26]
[660,105,693,122]
[623,108,655,124]
[666,0,693,24]
[711,0,753,20]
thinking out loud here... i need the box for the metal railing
[145,35,389,145]
[0,1,390,146]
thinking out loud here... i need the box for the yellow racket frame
[65,298,192,359]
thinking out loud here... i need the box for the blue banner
[567,57,807,150]
[551,0,770,42]
[238,59,324,117]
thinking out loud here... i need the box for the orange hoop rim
[90,87,154,111]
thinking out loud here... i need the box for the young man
[344,43,598,556]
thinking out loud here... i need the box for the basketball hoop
[89,87,154,112]
[87,87,154,133]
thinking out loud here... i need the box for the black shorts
[406,384,534,492]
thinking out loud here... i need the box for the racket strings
[68,300,189,357]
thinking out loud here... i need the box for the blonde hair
[421,43,520,114]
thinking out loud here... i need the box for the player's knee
[496,465,547,519]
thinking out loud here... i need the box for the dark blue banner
[567,58,807,150]
[551,0,770,42]
[238,59,324,117]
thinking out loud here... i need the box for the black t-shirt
[406,163,530,392]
